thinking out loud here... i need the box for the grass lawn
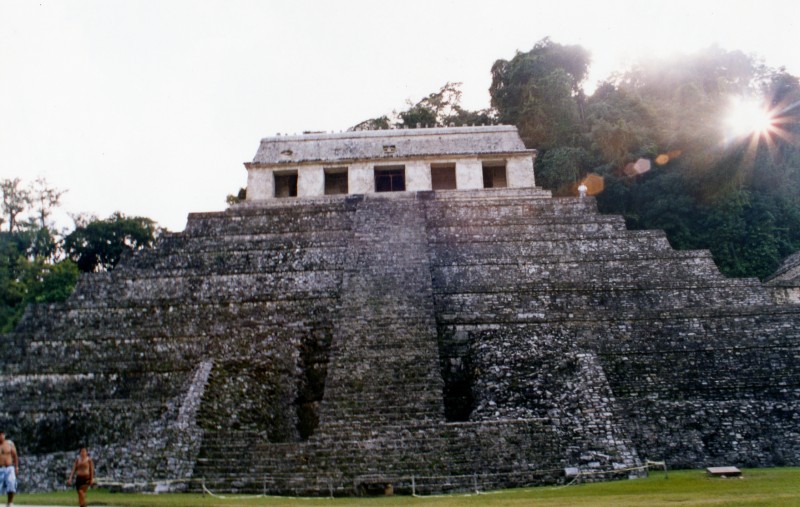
[15,468,800,507]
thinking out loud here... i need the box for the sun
[724,96,775,139]
[720,93,799,167]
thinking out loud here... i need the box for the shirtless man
[0,430,18,507]
[67,447,94,507]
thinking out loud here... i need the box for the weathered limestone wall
[455,158,485,190]
[506,154,536,188]
[405,160,432,191]
[246,167,273,201]
[348,162,373,195]
[1,187,799,495]
[298,166,324,197]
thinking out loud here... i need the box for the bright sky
[1,0,798,232]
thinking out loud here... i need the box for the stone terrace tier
[1,187,799,494]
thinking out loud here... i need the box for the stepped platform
[1,187,799,494]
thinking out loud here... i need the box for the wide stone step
[427,211,603,228]
[429,220,631,242]
[425,198,595,222]
[432,255,751,290]
[435,284,771,317]
[72,271,343,304]
[184,204,356,237]
[430,232,673,264]
[122,246,349,275]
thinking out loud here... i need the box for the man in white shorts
[0,431,18,507]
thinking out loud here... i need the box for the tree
[398,82,465,128]
[536,146,589,191]
[0,178,29,232]
[584,82,659,168]
[226,187,247,205]
[27,177,66,230]
[349,115,391,131]
[349,82,496,131]
[0,232,78,332]
[63,213,158,272]
[490,38,590,149]
[581,47,800,278]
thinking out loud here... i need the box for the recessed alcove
[431,163,457,190]
[274,171,298,197]
[324,167,348,195]
[374,166,406,192]
[482,161,507,188]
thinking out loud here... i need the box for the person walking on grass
[0,430,18,507]
[67,447,94,507]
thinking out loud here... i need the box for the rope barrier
[87,458,668,498]
[201,480,266,500]
[550,459,668,490]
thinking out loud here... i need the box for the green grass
[16,468,800,507]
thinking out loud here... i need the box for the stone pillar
[456,158,484,190]
[405,160,431,191]
[349,163,373,194]
[246,167,274,200]
[507,155,536,188]
[298,166,324,197]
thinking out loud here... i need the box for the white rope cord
[89,459,668,498]
[200,481,266,500]
[549,459,668,490]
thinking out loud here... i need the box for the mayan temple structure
[2,125,799,495]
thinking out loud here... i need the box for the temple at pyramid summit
[1,125,799,495]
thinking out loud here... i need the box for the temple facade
[244,126,536,199]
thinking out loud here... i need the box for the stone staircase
[316,196,444,428]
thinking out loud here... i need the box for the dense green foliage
[489,39,800,280]
[63,212,157,273]
[0,178,159,332]
[0,232,79,332]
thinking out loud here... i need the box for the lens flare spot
[655,154,670,165]
[725,96,774,139]
[580,173,605,195]
[623,158,652,176]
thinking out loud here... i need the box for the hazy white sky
[1,0,798,231]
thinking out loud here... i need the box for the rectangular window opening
[482,161,507,188]
[274,172,298,198]
[374,165,406,192]
[324,168,348,195]
[431,163,457,190]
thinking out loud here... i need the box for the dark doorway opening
[482,162,507,188]
[275,172,298,197]
[324,168,348,195]
[375,166,406,192]
[438,328,475,422]
[431,163,457,190]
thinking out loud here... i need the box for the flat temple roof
[250,125,533,166]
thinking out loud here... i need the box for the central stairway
[316,195,444,430]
